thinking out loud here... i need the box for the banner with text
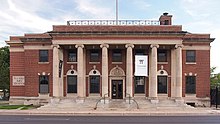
[134,55,148,76]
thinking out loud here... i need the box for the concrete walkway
[1,98,220,116]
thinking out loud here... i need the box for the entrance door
[112,80,123,99]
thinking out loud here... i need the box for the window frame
[185,76,196,94]
[158,76,168,94]
[68,50,77,62]
[90,50,100,62]
[158,50,167,62]
[89,75,100,93]
[134,76,145,94]
[39,50,48,62]
[112,50,122,62]
[67,75,77,93]
[39,76,49,93]
[186,50,196,62]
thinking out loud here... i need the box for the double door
[112,80,123,99]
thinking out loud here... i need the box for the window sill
[89,93,101,97]
[185,62,196,65]
[67,62,77,64]
[89,62,100,64]
[158,62,168,64]
[185,94,196,97]
[112,62,123,64]
[38,62,49,64]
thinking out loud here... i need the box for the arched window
[39,76,49,93]
[89,66,101,94]
[67,69,77,93]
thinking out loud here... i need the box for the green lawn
[0,105,39,110]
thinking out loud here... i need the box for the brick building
[6,13,214,106]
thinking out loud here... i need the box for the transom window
[186,50,196,62]
[68,50,77,62]
[90,76,100,93]
[39,76,49,93]
[90,50,99,62]
[186,76,196,94]
[158,50,167,62]
[39,50,48,62]
[112,50,122,62]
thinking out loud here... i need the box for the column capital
[150,44,159,48]
[175,44,183,49]
[100,44,109,48]
[75,44,84,49]
[125,44,134,48]
[52,44,60,49]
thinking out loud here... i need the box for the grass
[0,105,39,110]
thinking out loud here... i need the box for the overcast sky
[0,0,219,73]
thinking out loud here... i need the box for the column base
[149,97,159,104]
[175,97,184,104]
[76,97,85,103]
[101,98,109,104]
[50,97,60,104]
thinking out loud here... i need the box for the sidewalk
[0,107,220,116]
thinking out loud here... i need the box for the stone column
[171,48,176,98]
[125,44,134,97]
[100,44,109,98]
[52,45,60,97]
[75,44,85,100]
[175,44,183,100]
[149,44,159,103]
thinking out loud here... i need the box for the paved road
[0,115,219,124]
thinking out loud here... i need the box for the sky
[0,0,220,73]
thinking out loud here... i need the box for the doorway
[112,80,123,99]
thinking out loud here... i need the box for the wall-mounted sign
[12,76,25,86]
[134,55,148,76]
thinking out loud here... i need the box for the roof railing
[67,20,160,26]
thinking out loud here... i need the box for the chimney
[159,12,172,25]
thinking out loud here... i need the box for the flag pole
[116,0,118,25]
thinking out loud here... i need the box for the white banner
[134,55,148,76]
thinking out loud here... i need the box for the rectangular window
[134,76,145,93]
[112,50,122,62]
[186,50,196,62]
[90,76,100,93]
[67,75,77,93]
[39,50,48,62]
[90,50,99,62]
[68,50,77,62]
[186,76,196,94]
[135,49,145,55]
[158,76,167,94]
[158,50,167,62]
[39,76,49,93]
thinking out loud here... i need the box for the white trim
[24,45,52,50]
[67,62,77,64]
[158,62,168,64]
[183,45,210,50]
[38,62,49,64]
[66,69,78,75]
[9,48,24,52]
[112,62,123,64]
[185,62,196,65]
[89,62,100,64]
[53,39,182,45]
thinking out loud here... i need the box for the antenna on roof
[116,0,118,25]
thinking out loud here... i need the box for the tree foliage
[210,67,220,89]
[0,46,9,98]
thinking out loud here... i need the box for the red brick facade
[6,13,214,106]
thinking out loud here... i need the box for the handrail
[94,93,108,110]
[125,93,139,109]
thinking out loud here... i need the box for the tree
[0,46,9,99]
[210,67,220,89]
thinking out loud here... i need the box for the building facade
[6,13,214,106]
